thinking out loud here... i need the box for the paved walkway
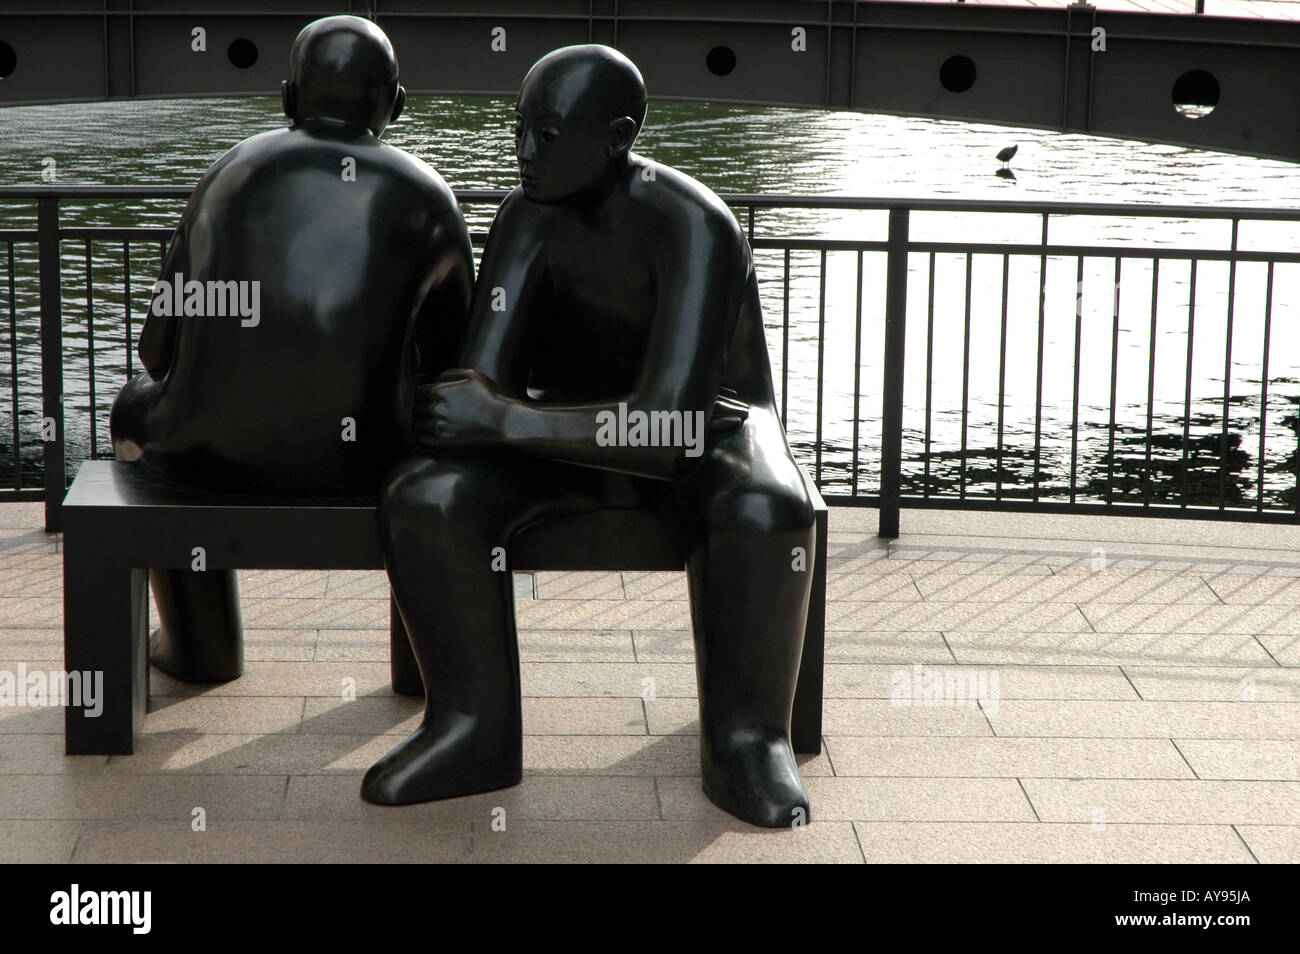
[1,500,1296,863]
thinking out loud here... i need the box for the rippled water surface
[1,96,1298,505]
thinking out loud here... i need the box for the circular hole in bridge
[1172,69,1219,119]
[939,55,977,93]
[0,41,17,79]
[706,45,736,77]
[227,38,258,70]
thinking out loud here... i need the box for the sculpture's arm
[137,223,187,379]
[453,191,549,396]
[411,212,475,382]
[425,216,745,482]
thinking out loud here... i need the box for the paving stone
[0,774,287,819]
[987,700,1300,739]
[852,822,1253,863]
[1235,826,1300,864]
[656,776,1036,822]
[283,773,659,821]
[824,736,1193,778]
[517,598,691,630]
[534,571,624,600]
[1021,779,1300,824]
[520,629,637,662]
[621,572,689,600]
[0,821,82,862]
[471,819,864,863]
[1174,740,1300,781]
[824,663,1136,700]
[71,819,472,863]
[144,696,305,736]
[520,662,696,698]
[104,733,397,776]
[945,631,1273,667]
[151,661,393,698]
[1124,666,1300,702]
[0,733,107,775]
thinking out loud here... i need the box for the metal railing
[3,186,1300,536]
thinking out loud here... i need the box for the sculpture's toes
[361,718,521,806]
[701,729,810,829]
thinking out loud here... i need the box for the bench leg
[64,554,149,755]
[791,503,826,755]
[389,593,424,697]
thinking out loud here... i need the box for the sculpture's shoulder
[489,186,556,243]
[628,157,745,256]
[371,141,459,207]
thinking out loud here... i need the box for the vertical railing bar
[1144,258,1159,508]
[1258,260,1274,513]
[1219,218,1239,511]
[1181,259,1198,508]
[1034,213,1048,502]
[815,248,826,486]
[996,253,1008,501]
[851,250,863,498]
[84,239,96,460]
[879,208,910,538]
[747,205,755,245]
[37,198,64,531]
[781,248,790,427]
[959,251,972,500]
[1070,256,1083,505]
[924,251,935,499]
[1106,257,1121,505]
[123,241,132,379]
[6,240,19,491]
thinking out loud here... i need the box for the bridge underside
[1,1,1298,162]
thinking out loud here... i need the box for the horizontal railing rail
[2,186,1299,536]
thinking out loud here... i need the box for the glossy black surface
[365,45,816,828]
[108,15,472,682]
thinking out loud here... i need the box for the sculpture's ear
[607,116,637,158]
[281,80,297,121]
[390,84,406,125]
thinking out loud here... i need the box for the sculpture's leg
[677,413,815,828]
[111,373,243,683]
[147,569,243,683]
[363,453,604,805]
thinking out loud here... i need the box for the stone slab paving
[1,500,1297,863]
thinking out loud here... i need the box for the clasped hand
[414,369,751,452]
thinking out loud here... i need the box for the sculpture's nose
[517,128,538,163]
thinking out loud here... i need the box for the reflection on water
[0,95,1298,507]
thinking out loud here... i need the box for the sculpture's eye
[512,123,523,140]
[541,126,560,143]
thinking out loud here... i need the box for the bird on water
[997,144,1019,169]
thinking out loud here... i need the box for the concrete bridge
[1,1,1298,162]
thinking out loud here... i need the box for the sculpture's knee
[379,456,505,552]
[708,481,815,548]
[109,373,157,461]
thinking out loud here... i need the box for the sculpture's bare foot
[701,728,810,829]
[148,628,241,683]
[361,714,521,805]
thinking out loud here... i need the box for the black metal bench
[62,459,827,757]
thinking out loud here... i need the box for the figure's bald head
[284,15,404,137]
[519,45,647,133]
[514,45,648,204]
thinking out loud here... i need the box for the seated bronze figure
[367,44,816,828]
[109,15,473,683]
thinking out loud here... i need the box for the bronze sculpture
[366,45,816,828]
[109,15,473,683]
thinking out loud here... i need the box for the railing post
[879,207,909,539]
[37,196,64,533]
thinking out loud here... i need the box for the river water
[1,95,1298,505]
